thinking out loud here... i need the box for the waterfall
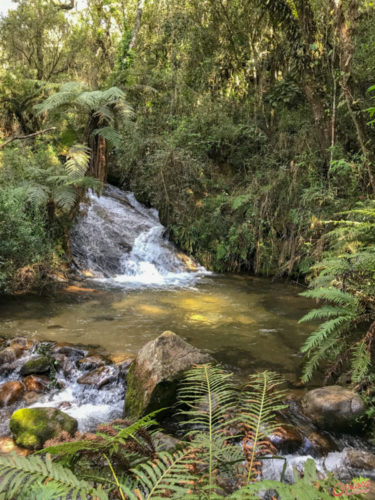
[70,185,206,286]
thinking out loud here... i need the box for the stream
[0,185,374,486]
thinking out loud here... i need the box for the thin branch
[0,127,56,150]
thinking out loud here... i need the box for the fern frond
[299,305,345,323]
[178,364,238,493]
[351,341,371,383]
[0,453,108,500]
[239,371,286,485]
[300,316,352,353]
[129,450,195,500]
[53,185,77,210]
[93,127,122,148]
[300,287,358,308]
[64,144,90,179]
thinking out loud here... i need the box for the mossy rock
[20,356,51,376]
[10,407,78,450]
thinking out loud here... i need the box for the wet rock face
[9,337,35,352]
[0,348,18,366]
[10,407,78,450]
[301,386,366,432]
[77,354,109,371]
[268,426,303,454]
[0,381,25,407]
[124,331,213,419]
[20,356,51,376]
[77,365,118,388]
[52,344,85,359]
[345,449,375,471]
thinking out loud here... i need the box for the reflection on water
[0,275,314,381]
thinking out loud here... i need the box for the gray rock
[77,354,110,371]
[0,348,18,366]
[345,449,375,471]
[301,385,366,432]
[124,331,213,419]
[77,365,118,388]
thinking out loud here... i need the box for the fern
[239,371,286,485]
[0,453,108,500]
[122,450,196,500]
[300,201,375,383]
[178,364,241,496]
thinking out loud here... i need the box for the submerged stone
[10,407,78,450]
[301,385,366,432]
[20,356,51,376]
[124,331,213,419]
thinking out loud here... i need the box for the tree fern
[0,453,108,500]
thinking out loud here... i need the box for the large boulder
[124,331,213,419]
[10,407,78,450]
[301,385,366,432]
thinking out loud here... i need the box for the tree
[0,0,80,81]
[37,82,133,181]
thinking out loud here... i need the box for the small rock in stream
[22,375,50,393]
[52,343,85,359]
[20,356,51,376]
[125,330,213,419]
[77,354,110,371]
[77,365,118,388]
[0,381,25,407]
[9,337,35,352]
[0,348,18,366]
[301,385,366,432]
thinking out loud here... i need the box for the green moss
[124,362,144,419]
[124,362,180,420]
[10,407,77,450]
[20,356,50,376]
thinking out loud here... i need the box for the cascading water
[70,185,206,286]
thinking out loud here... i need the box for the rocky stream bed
[0,331,374,493]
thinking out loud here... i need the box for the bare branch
[0,128,56,150]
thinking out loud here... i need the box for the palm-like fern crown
[36,82,133,125]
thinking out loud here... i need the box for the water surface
[0,275,313,382]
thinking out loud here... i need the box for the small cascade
[70,185,206,286]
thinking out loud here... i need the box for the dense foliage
[0,365,340,499]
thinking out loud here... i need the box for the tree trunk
[129,0,146,50]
